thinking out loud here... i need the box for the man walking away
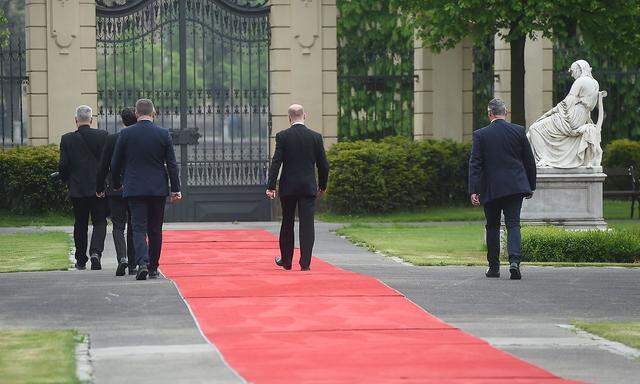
[58,105,109,270]
[469,98,537,280]
[267,104,329,271]
[97,108,137,276]
[111,99,181,280]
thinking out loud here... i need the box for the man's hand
[114,185,123,192]
[266,189,276,200]
[317,188,326,197]
[525,192,534,200]
[470,193,481,207]
[170,192,182,203]
[96,191,105,198]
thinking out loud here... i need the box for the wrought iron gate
[96,0,271,221]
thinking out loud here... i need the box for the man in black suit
[469,98,537,280]
[267,104,329,271]
[58,105,109,270]
[111,99,181,280]
[96,108,137,277]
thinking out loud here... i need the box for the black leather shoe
[509,263,522,280]
[148,269,159,279]
[136,267,148,280]
[115,261,128,276]
[275,257,292,270]
[485,267,500,278]
[90,254,102,270]
[75,262,86,270]
[301,266,310,271]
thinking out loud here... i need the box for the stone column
[413,37,472,142]
[269,0,338,151]
[494,33,553,128]
[25,0,97,145]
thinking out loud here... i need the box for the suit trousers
[128,196,166,270]
[279,195,316,269]
[71,197,108,263]
[484,194,524,267]
[108,196,135,267]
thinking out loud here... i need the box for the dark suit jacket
[58,125,108,198]
[111,120,180,198]
[468,119,536,204]
[96,133,121,197]
[267,123,329,197]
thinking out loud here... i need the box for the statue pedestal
[521,167,607,230]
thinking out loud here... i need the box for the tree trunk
[510,34,526,126]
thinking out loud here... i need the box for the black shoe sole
[90,257,102,270]
[275,258,292,270]
[136,270,148,280]
[485,273,500,278]
[115,263,127,276]
[510,268,522,280]
[75,263,86,270]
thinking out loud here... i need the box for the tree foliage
[392,0,640,126]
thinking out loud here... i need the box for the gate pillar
[269,0,338,150]
[25,0,97,145]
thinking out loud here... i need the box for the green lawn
[574,322,640,350]
[320,199,637,223]
[0,329,80,384]
[336,223,640,266]
[0,232,72,273]
[0,211,73,227]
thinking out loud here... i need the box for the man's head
[288,104,305,125]
[75,105,93,127]
[135,99,156,120]
[487,98,507,121]
[120,107,137,127]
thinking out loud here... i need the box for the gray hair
[487,98,507,116]
[135,98,155,116]
[288,104,304,121]
[75,105,93,122]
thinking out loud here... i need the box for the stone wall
[25,0,97,145]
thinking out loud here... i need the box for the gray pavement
[1,221,639,384]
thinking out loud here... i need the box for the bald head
[288,104,305,124]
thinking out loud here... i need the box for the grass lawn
[0,232,72,273]
[336,223,640,267]
[0,210,73,227]
[574,322,640,350]
[0,329,80,384]
[320,199,636,223]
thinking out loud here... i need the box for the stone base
[521,167,607,230]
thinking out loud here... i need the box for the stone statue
[527,60,606,168]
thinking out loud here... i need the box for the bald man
[267,104,329,271]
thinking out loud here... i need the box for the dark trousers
[71,197,108,263]
[128,196,166,270]
[484,194,524,268]
[108,196,135,267]
[279,195,316,269]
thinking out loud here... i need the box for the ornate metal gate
[96,0,271,221]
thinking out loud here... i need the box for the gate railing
[0,38,27,149]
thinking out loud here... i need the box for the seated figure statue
[527,59,606,168]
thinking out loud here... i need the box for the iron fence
[0,37,27,149]
[338,49,414,141]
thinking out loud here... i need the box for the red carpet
[161,229,581,384]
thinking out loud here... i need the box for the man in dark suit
[267,104,329,271]
[111,99,181,280]
[469,98,537,280]
[96,108,137,277]
[58,105,109,270]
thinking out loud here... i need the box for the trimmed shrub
[0,145,70,214]
[326,137,470,213]
[521,226,640,263]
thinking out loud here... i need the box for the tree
[391,0,640,126]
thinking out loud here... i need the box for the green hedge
[521,226,640,263]
[0,146,69,214]
[326,137,470,213]
[603,139,640,170]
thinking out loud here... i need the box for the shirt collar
[291,121,305,126]
[138,116,154,122]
